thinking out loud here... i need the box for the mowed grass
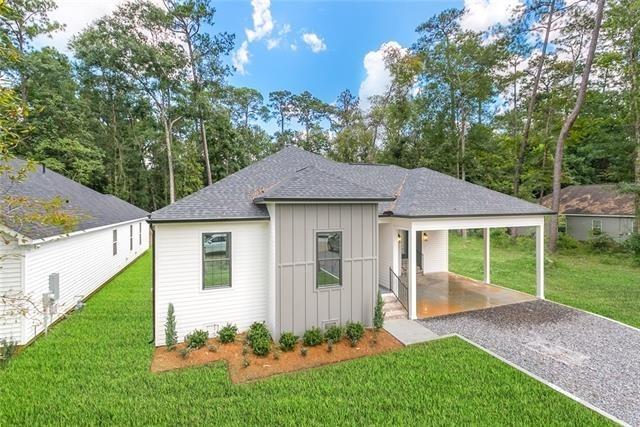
[0,253,608,425]
[449,233,640,328]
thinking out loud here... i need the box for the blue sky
[37,0,521,106]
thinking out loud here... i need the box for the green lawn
[449,233,640,328]
[0,253,607,425]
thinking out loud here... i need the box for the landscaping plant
[302,327,323,346]
[185,329,208,349]
[324,325,343,343]
[326,339,333,353]
[218,323,238,343]
[0,339,17,367]
[345,321,365,347]
[373,291,384,330]
[164,303,178,350]
[300,346,308,357]
[178,347,192,359]
[278,332,298,352]
[246,321,272,356]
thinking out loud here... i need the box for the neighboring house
[541,185,635,242]
[149,146,551,345]
[0,159,150,345]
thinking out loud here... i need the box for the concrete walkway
[384,319,439,345]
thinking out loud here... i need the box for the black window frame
[112,229,118,256]
[202,232,232,290]
[316,230,342,289]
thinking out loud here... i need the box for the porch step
[381,292,407,320]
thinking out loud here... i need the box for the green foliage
[251,336,271,357]
[345,322,365,347]
[218,324,237,344]
[185,329,208,349]
[164,303,177,350]
[324,325,344,343]
[624,234,640,259]
[302,327,324,346]
[374,291,384,330]
[588,234,620,253]
[246,321,272,356]
[278,332,298,352]
[557,233,579,250]
[0,339,17,367]
[178,347,192,359]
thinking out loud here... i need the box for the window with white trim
[202,233,231,289]
[316,231,342,288]
[139,222,142,245]
[112,229,118,255]
[129,224,133,251]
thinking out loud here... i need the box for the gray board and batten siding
[275,203,378,336]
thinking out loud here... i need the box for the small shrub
[207,344,218,353]
[178,347,192,359]
[326,339,333,353]
[345,321,365,347]
[589,234,619,253]
[164,303,178,350]
[246,321,272,346]
[0,339,17,366]
[273,349,281,360]
[624,233,640,258]
[373,291,384,330]
[324,325,343,343]
[251,335,271,356]
[185,329,208,349]
[557,232,579,250]
[279,332,298,352]
[302,327,323,346]
[242,356,250,368]
[218,323,238,343]
[300,346,308,357]
[242,344,249,356]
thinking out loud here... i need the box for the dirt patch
[151,329,403,383]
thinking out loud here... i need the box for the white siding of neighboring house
[20,219,149,344]
[153,221,269,346]
[421,230,448,273]
[0,236,24,342]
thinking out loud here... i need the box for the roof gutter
[254,197,396,203]
[382,211,556,219]
[148,216,270,224]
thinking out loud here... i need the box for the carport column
[483,228,490,284]
[536,224,545,299]
[408,225,417,319]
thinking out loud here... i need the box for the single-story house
[149,146,552,345]
[0,159,149,345]
[541,184,635,242]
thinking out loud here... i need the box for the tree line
[1,0,638,251]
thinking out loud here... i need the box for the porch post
[483,228,490,284]
[536,223,545,299]
[408,225,417,319]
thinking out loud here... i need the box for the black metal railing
[389,267,408,311]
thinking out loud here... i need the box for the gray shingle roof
[540,184,633,216]
[1,159,149,240]
[150,146,551,222]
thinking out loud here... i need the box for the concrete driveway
[419,300,640,425]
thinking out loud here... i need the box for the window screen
[112,229,118,256]
[316,231,342,288]
[202,233,231,289]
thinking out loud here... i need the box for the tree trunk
[514,0,555,198]
[631,34,640,233]
[162,117,176,204]
[549,0,606,252]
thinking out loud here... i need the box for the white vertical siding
[21,220,149,344]
[421,230,448,273]
[0,237,24,342]
[154,221,269,346]
[378,223,393,287]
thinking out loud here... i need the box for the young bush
[178,347,192,359]
[278,332,298,352]
[251,336,271,356]
[302,327,324,346]
[218,323,238,343]
[624,233,640,259]
[345,321,365,347]
[185,329,208,349]
[324,325,343,343]
[0,339,17,366]
[557,232,579,250]
[589,234,619,253]
[373,291,384,330]
[246,321,272,346]
[164,303,178,350]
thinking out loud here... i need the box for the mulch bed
[151,329,403,383]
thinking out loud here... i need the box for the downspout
[150,221,156,345]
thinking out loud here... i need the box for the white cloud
[279,24,291,35]
[33,0,164,54]
[232,41,250,75]
[358,41,406,110]
[245,0,274,42]
[290,43,298,51]
[459,0,522,32]
[302,33,326,53]
[266,38,280,50]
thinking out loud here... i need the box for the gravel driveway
[419,300,640,425]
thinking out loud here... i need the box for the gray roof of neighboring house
[540,184,634,216]
[150,146,551,222]
[1,158,149,240]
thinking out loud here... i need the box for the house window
[139,222,142,245]
[316,231,342,288]
[129,225,133,250]
[202,233,231,289]
[112,229,118,255]
[592,219,603,235]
